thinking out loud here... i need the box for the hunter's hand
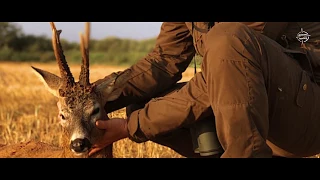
[89,118,129,156]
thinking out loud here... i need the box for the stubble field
[2,61,318,158]
[0,61,197,158]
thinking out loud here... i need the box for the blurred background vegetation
[0,22,155,66]
[0,22,202,67]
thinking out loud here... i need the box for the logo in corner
[296,28,311,44]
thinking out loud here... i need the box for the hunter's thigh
[263,36,320,157]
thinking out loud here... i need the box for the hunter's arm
[104,22,195,113]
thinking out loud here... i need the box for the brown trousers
[128,22,320,158]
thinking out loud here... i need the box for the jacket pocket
[271,70,311,122]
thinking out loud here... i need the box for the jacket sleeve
[126,73,213,143]
[104,22,195,113]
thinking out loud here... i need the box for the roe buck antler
[31,22,131,158]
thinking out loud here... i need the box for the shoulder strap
[191,22,213,33]
[262,22,289,41]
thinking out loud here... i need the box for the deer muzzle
[70,138,92,153]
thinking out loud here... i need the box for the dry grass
[2,61,318,158]
[0,61,198,158]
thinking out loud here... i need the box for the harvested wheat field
[0,61,200,158]
[1,61,318,158]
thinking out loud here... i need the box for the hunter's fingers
[88,146,103,156]
[95,120,109,130]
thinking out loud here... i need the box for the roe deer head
[31,22,131,158]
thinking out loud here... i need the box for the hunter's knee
[206,22,254,42]
[203,22,261,66]
[203,23,249,62]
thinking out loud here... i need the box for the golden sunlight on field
[0,62,198,158]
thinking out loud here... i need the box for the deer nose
[70,138,92,153]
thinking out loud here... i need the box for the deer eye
[59,114,66,120]
[91,108,100,116]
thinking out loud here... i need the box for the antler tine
[79,22,90,86]
[85,22,90,50]
[50,22,74,86]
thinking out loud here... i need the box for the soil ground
[0,141,64,158]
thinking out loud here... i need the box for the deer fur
[31,22,131,158]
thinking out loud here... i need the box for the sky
[14,22,163,42]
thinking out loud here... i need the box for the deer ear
[31,66,62,97]
[95,69,132,102]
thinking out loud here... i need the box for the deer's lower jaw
[71,149,89,157]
